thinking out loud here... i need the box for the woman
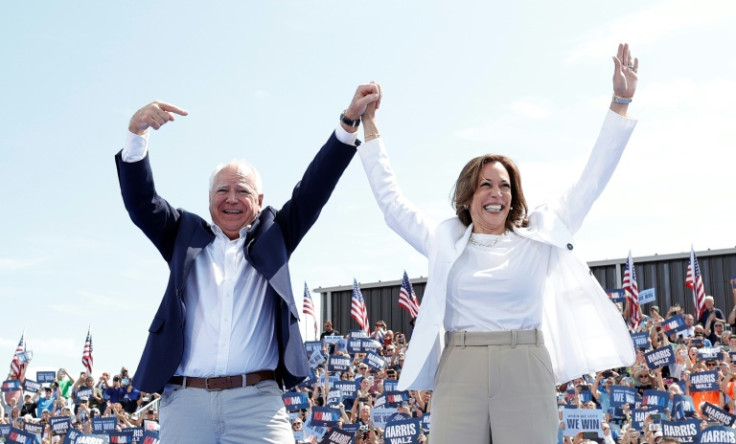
[353,44,638,442]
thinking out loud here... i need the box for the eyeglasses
[706,362,718,367]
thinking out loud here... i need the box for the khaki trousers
[430,330,558,444]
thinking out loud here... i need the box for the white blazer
[357,110,638,390]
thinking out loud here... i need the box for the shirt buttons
[567,243,574,250]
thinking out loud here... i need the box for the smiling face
[467,161,512,234]
[209,165,263,240]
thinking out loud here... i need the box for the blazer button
[566,243,574,251]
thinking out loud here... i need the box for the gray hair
[209,159,263,197]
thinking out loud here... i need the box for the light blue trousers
[159,380,292,443]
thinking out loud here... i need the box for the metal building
[314,248,736,336]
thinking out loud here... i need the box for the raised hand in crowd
[128,101,188,136]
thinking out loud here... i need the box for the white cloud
[0,256,49,272]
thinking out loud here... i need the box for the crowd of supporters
[5,294,736,443]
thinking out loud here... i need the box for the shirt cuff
[334,125,359,146]
[121,131,149,163]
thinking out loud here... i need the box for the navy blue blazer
[115,132,355,393]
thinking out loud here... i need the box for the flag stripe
[686,247,707,320]
[351,279,370,333]
[623,252,641,332]
[398,271,420,318]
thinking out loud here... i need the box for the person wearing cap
[116,84,381,443]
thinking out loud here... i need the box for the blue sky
[2,0,735,380]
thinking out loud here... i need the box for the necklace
[468,231,507,248]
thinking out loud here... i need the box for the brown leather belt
[169,370,275,391]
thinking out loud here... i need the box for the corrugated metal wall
[317,248,736,336]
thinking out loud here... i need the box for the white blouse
[445,231,551,331]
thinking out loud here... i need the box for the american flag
[9,333,26,379]
[81,327,93,374]
[303,282,318,338]
[351,278,370,333]
[398,271,421,318]
[623,251,641,331]
[686,246,707,320]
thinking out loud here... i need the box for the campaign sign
[333,338,348,354]
[282,391,310,411]
[0,424,10,438]
[630,407,665,431]
[121,427,144,444]
[333,381,359,399]
[606,288,625,304]
[576,386,593,404]
[302,418,328,441]
[638,288,656,305]
[642,389,669,408]
[319,428,356,444]
[62,429,82,444]
[6,427,38,444]
[661,419,700,443]
[2,380,21,393]
[382,391,410,408]
[21,420,43,436]
[36,371,56,383]
[384,418,421,444]
[328,356,351,372]
[661,314,688,334]
[75,387,94,403]
[92,416,118,433]
[371,406,398,430]
[363,352,387,371]
[699,347,724,361]
[644,345,675,369]
[324,336,343,345]
[699,425,736,443]
[50,417,71,435]
[631,332,650,350]
[348,329,369,339]
[610,385,637,407]
[673,394,697,420]
[348,338,382,355]
[22,379,40,393]
[561,408,603,437]
[305,341,323,358]
[310,406,340,428]
[421,413,430,432]
[326,389,342,407]
[702,402,736,426]
[383,380,399,392]
[690,337,704,348]
[340,423,360,436]
[689,370,720,392]
[109,430,135,444]
[140,431,159,444]
[309,350,327,368]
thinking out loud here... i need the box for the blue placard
[610,385,637,407]
[690,370,720,392]
[0,425,10,438]
[340,423,360,435]
[282,391,310,411]
[109,430,135,444]
[62,429,82,444]
[36,371,56,383]
[319,427,356,444]
[606,288,625,304]
[327,356,351,372]
[75,387,94,402]
[384,418,421,444]
[121,427,144,444]
[631,407,665,431]
[309,350,327,368]
[383,391,410,407]
[21,420,43,437]
[303,418,328,441]
[2,380,21,393]
[333,381,358,399]
[347,338,382,354]
[383,380,399,392]
[7,427,38,444]
[702,402,736,426]
[304,341,323,358]
[699,347,725,361]
[642,389,669,408]
[638,288,656,305]
[21,379,40,393]
[699,425,736,443]
[644,345,675,369]
[348,330,369,339]
[661,419,700,443]
[631,332,650,350]
[326,389,342,407]
[140,430,160,444]
[661,314,688,334]
[421,413,430,432]
[363,352,387,371]
[50,417,71,435]
[310,406,340,428]
[673,394,697,419]
[92,416,118,433]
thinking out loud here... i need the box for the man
[320,320,340,340]
[116,84,380,443]
[700,296,726,344]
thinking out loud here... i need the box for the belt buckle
[205,376,224,391]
